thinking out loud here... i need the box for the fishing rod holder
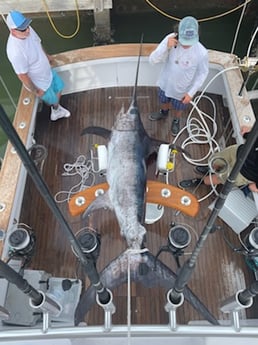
[29,290,62,333]
[154,223,191,268]
[96,288,116,331]
[29,290,62,316]
[72,227,101,264]
[165,289,184,331]
[220,289,253,332]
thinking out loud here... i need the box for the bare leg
[174,109,183,118]
[160,103,170,112]
[203,174,223,186]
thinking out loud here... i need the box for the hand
[167,34,178,49]
[248,183,258,193]
[47,54,54,65]
[240,125,251,136]
[181,93,192,104]
[35,88,44,97]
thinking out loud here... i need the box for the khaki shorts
[209,144,249,186]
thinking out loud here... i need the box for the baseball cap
[6,11,32,30]
[178,16,199,46]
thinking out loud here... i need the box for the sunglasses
[15,27,29,32]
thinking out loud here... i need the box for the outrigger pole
[0,105,111,307]
[169,115,258,305]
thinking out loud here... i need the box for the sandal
[178,178,202,189]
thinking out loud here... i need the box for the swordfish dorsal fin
[81,126,111,140]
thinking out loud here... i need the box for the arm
[17,73,44,97]
[149,34,177,64]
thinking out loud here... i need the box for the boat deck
[17,85,257,326]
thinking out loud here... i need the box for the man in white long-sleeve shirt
[149,16,209,136]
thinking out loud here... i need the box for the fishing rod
[168,116,258,305]
[0,105,111,307]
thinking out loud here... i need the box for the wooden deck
[18,86,257,326]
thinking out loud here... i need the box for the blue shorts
[41,69,64,105]
[158,88,188,111]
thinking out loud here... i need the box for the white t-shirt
[6,27,52,91]
[149,33,209,100]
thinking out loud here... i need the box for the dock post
[92,1,112,45]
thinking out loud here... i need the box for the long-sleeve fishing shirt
[149,33,209,100]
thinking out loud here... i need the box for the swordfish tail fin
[74,250,219,326]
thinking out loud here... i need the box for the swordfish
[81,43,163,249]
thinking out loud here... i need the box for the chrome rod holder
[165,289,184,331]
[96,288,116,331]
[220,289,253,332]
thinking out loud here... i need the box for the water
[0,9,256,158]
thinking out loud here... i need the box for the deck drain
[19,122,26,129]
[181,196,191,206]
[75,196,86,207]
[95,188,105,197]
[0,203,6,212]
[23,97,31,105]
[243,115,251,123]
[161,188,171,198]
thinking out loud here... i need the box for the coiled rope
[54,154,97,203]
[41,0,80,39]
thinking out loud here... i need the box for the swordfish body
[107,101,148,248]
[82,97,161,249]
[81,39,164,249]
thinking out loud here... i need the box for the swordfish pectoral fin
[68,182,109,217]
[81,126,111,140]
[82,192,112,219]
[74,250,219,326]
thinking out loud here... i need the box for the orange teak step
[68,180,199,217]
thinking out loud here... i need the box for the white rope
[126,248,149,343]
[54,154,97,203]
[170,66,240,201]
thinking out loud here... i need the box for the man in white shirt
[149,16,208,136]
[6,10,70,121]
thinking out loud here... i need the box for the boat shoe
[50,105,71,121]
[171,118,180,136]
[178,178,202,189]
[149,109,169,121]
[194,165,209,175]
